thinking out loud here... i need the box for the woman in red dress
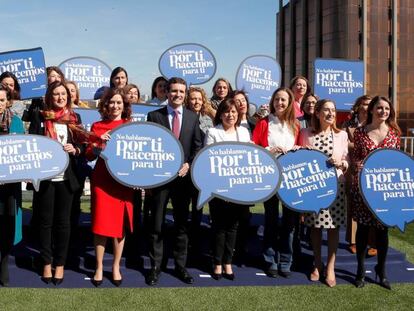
[352,96,401,290]
[86,88,134,287]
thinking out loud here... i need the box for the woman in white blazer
[204,99,250,281]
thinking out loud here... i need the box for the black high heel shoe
[374,265,391,290]
[52,277,64,286]
[223,273,235,281]
[112,273,123,287]
[40,276,53,285]
[92,270,103,287]
[91,278,103,287]
[112,278,122,287]
[212,265,223,280]
[211,272,222,280]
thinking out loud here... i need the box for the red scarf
[41,109,104,148]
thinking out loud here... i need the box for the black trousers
[148,176,191,269]
[35,181,73,266]
[0,216,14,258]
[209,199,242,265]
[189,183,203,252]
[356,223,389,276]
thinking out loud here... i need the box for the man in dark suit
[145,77,202,285]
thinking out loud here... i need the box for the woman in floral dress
[352,96,401,290]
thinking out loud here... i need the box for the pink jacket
[298,128,349,181]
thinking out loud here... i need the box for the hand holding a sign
[63,143,77,155]
[269,146,288,155]
[327,156,347,171]
[100,130,111,141]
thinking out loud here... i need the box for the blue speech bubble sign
[59,56,112,100]
[277,149,338,213]
[158,43,216,85]
[191,142,281,210]
[100,122,184,188]
[0,47,47,99]
[0,135,69,191]
[360,149,414,232]
[313,58,364,111]
[235,55,281,107]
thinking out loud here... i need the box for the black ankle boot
[374,264,391,290]
[0,255,9,287]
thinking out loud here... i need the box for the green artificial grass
[1,284,414,311]
[11,196,414,310]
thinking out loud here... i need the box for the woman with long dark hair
[0,71,21,100]
[352,96,401,290]
[298,93,318,129]
[109,67,128,89]
[35,81,87,285]
[342,95,377,256]
[0,85,24,286]
[210,78,233,110]
[146,76,167,105]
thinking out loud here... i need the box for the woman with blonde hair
[186,86,215,136]
[66,81,89,108]
[253,87,300,278]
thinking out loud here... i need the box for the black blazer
[147,106,202,164]
[248,116,257,133]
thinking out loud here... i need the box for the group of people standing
[0,68,401,291]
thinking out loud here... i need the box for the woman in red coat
[86,88,134,287]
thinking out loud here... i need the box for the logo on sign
[235,55,281,107]
[191,142,281,209]
[277,149,338,213]
[0,47,47,99]
[314,58,364,110]
[0,135,69,191]
[59,57,112,100]
[360,149,414,232]
[100,122,183,188]
[158,43,216,85]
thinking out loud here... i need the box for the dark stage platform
[5,210,414,288]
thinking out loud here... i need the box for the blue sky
[2,0,278,97]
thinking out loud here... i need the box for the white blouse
[267,114,295,150]
[205,125,251,145]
